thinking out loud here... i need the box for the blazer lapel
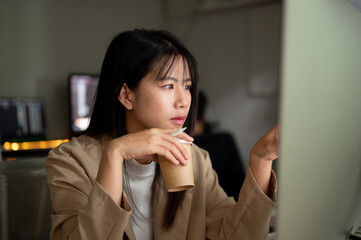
[124,221,136,240]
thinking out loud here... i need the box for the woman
[46,29,278,240]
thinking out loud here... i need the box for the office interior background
[1,0,360,239]
[0,0,281,164]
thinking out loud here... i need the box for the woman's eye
[184,85,192,90]
[163,84,173,89]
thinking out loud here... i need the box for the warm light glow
[55,140,63,146]
[11,143,20,151]
[39,141,47,149]
[4,142,11,150]
[2,139,70,152]
[21,142,29,150]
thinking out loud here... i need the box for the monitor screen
[0,98,47,143]
[69,74,99,133]
[276,1,361,239]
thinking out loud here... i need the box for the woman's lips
[171,116,186,125]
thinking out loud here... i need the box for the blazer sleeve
[203,150,277,240]
[45,141,132,240]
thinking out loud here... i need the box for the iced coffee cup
[158,139,194,192]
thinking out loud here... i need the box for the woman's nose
[174,88,190,109]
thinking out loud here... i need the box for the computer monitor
[0,98,47,143]
[276,1,361,239]
[68,74,99,134]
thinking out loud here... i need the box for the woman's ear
[118,83,134,110]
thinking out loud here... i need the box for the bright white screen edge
[277,0,361,239]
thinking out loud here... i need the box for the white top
[124,159,156,240]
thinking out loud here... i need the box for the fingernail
[185,152,190,160]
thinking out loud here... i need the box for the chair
[194,132,246,200]
[0,157,52,239]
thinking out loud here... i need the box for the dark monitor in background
[69,74,99,134]
[0,98,47,143]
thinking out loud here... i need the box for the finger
[143,128,189,165]
[160,134,190,162]
[159,128,194,142]
[158,147,180,165]
[157,139,189,166]
[140,141,180,165]
[169,127,187,136]
[175,132,194,142]
[157,128,178,134]
[269,124,280,140]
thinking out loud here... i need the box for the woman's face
[125,58,192,133]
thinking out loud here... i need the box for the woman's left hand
[250,124,279,162]
[249,125,279,196]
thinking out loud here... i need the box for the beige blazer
[46,135,277,240]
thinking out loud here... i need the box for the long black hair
[84,29,199,230]
[86,29,198,138]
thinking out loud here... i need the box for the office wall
[0,0,162,139]
[163,0,282,165]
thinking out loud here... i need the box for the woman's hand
[97,128,193,206]
[249,125,279,196]
[108,128,193,166]
[250,125,279,162]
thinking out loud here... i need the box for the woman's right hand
[97,128,193,206]
[106,128,193,166]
